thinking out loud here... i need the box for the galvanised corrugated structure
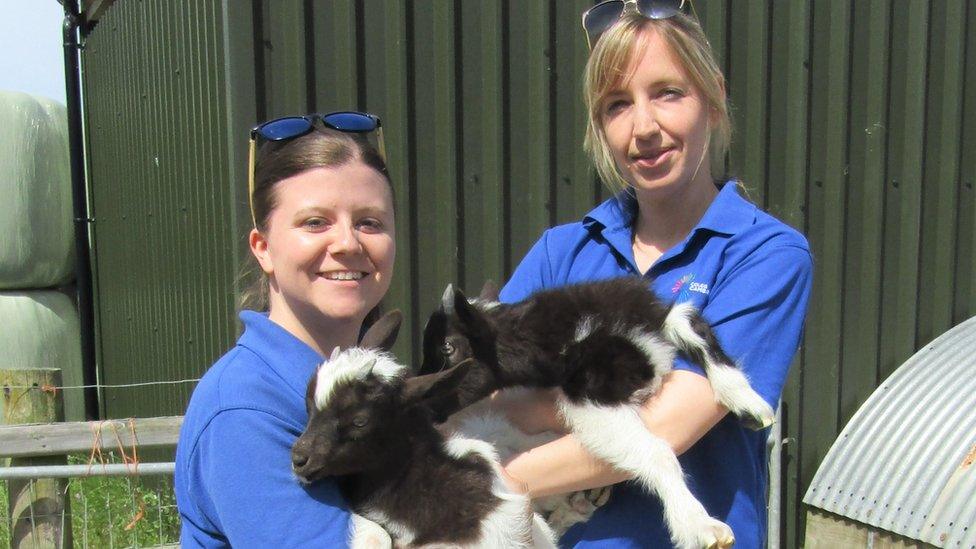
[803,315,976,548]
[78,1,976,546]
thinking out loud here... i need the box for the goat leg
[556,399,734,549]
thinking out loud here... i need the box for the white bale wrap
[0,291,84,421]
[0,90,74,289]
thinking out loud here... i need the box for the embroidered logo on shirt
[688,282,709,295]
[672,273,709,302]
[672,274,694,294]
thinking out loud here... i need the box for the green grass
[0,477,7,544]
[1,454,180,548]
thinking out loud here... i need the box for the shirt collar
[583,180,756,237]
[694,180,756,236]
[581,181,757,271]
[237,310,324,399]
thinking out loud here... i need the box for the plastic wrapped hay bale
[0,291,84,421]
[0,90,74,289]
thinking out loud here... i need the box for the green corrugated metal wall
[80,1,976,546]
[82,0,244,418]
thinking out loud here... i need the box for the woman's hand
[492,388,567,435]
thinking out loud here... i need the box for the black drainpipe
[62,0,99,420]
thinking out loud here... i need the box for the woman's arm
[502,370,726,497]
[181,409,351,547]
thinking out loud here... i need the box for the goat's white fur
[320,347,555,548]
[441,390,610,538]
[314,348,405,411]
[663,303,775,427]
[445,436,556,548]
[573,316,597,342]
[350,432,556,549]
[622,328,675,404]
[358,507,416,547]
[348,514,393,549]
[556,397,735,549]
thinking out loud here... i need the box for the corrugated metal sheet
[803,316,976,548]
[82,0,244,418]
[79,1,976,546]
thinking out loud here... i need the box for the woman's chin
[315,298,380,323]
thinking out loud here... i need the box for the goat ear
[419,310,448,375]
[360,310,402,352]
[329,346,342,362]
[402,359,476,406]
[402,359,497,420]
[479,280,500,301]
[452,286,491,335]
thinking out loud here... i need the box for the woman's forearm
[505,432,629,497]
[504,370,729,498]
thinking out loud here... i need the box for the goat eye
[440,342,456,356]
[351,415,369,428]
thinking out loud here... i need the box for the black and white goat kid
[419,276,777,549]
[290,311,556,548]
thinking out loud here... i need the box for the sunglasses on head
[247,111,386,226]
[581,0,696,50]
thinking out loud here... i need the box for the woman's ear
[249,228,274,275]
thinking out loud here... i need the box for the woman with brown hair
[175,112,395,547]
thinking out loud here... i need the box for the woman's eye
[302,217,329,230]
[440,342,456,356]
[604,99,628,115]
[661,87,685,99]
[357,218,384,233]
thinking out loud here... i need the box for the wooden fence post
[1,368,73,549]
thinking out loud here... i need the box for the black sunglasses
[247,111,386,226]
[581,0,696,50]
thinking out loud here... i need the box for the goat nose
[291,448,309,469]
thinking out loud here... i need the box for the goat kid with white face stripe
[292,311,556,548]
[419,276,776,549]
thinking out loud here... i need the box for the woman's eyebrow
[292,206,330,217]
[291,205,391,218]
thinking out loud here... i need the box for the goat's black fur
[292,312,549,547]
[417,277,773,548]
[421,276,737,414]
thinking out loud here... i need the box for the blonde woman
[497,2,812,547]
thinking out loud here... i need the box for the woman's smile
[319,270,367,282]
[630,146,676,170]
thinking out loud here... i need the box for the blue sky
[0,0,67,104]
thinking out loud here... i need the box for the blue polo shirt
[175,312,350,547]
[500,181,812,548]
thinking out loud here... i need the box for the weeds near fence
[1,453,180,548]
[0,478,7,544]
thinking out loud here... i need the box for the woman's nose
[632,103,660,140]
[329,223,364,255]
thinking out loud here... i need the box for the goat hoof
[699,518,735,548]
[590,485,612,506]
[741,412,776,431]
[738,400,776,431]
[675,516,734,549]
[706,537,735,549]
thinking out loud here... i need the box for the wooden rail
[0,415,183,458]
